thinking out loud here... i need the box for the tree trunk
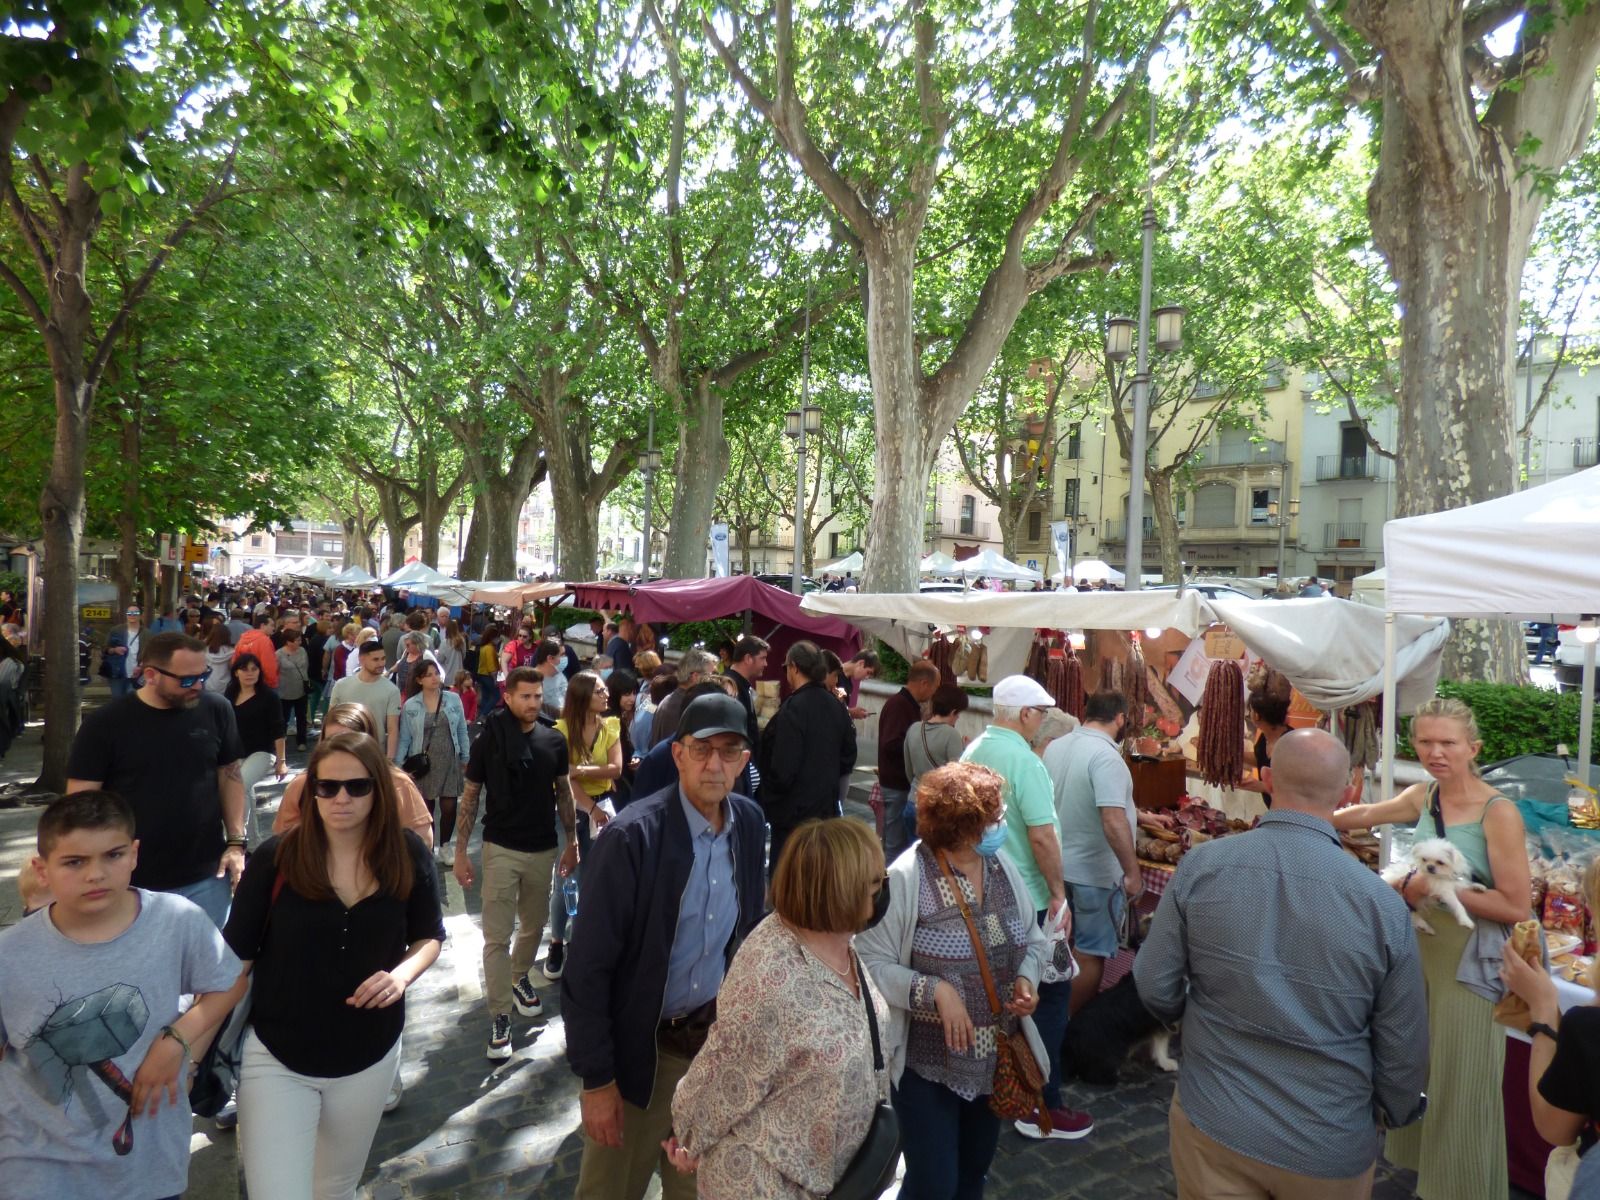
[462,497,490,580]
[114,407,141,617]
[38,369,91,792]
[1148,471,1183,583]
[485,488,524,579]
[1368,97,1527,683]
[860,237,929,594]
[663,377,726,578]
[372,482,416,573]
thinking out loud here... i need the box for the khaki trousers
[480,842,556,1018]
[576,1048,696,1200]
[1170,1091,1376,1200]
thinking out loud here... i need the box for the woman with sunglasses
[665,818,891,1198]
[854,761,1050,1200]
[224,731,445,1200]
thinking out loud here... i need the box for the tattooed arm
[452,779,484,889]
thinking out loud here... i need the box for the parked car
[755,573,821,592]
[1554,626,1600,695]
[1143,583,1258,601]
[919,581,966,594]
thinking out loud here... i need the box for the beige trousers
[480,842,556,1018]
[1169,1091,1376,1200]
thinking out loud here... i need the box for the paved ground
[1,697,1542,1200]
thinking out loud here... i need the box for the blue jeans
[893,1066,1002,1200]
[1033,908,1072,1110]
[879,787,910,862]
[170,873,231,930]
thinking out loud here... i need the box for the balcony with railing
[1324,522,1367,549]
[1196,438,1288,468]
[1315,454,1389,481]
[941,515,992,540]
[1101,517,1156,543]
[1576,438,1598,469]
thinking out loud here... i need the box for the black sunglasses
[313,777,376,799]
[148,665,212,688]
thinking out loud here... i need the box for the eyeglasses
[148,665,212,688]
[679,740,747,764]
[313,777,376,799]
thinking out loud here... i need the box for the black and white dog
[1061,973,1179,1086]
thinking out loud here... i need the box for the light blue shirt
[661,789,739,1019]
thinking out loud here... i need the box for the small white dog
[1382,838,1484,934]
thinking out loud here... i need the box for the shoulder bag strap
[934,851,1004,1018]
[853,949,885,1071]
[1428,782,1446,840]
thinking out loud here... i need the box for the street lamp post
[640,409,661,583]
[1268,480,1300,583]
[785,404,822,595]
[1105,94,1182,592]
[455,501,468,579]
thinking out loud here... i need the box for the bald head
[1263,728,1354,814]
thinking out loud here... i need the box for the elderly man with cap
[961,674,1094,1142]
[562,692,767,1200]
[104,606,144,698]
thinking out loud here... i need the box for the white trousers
[239,750,276,842]
[238,1028,399,1200]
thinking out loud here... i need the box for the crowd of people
[1,578,1598,1200]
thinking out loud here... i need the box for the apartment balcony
[1101,517,1156,543]
[942,516,992,540]
[1324,522,1367,549]
[1576,438,1598,469]
[1196,438,1288,468]
[1315,454,1390,482]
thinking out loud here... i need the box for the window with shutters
[1027,509,1042,542]
[1192,483,1236,529]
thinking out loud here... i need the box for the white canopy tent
[1383,466,1600,789]
[287,559,338,584]
[1062,559,1125,586]
[818,550,865,574]
[1350,567,1386,609]
[920,551,961,575]
[381,561,456,589]
[328,565,381,589]
[952,547,1043,583]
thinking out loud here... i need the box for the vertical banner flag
[710,524,730,577]
[1050,520,1072,581]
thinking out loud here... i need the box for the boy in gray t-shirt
[0,792,242,1199]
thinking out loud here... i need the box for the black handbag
[400,708,437,778]
[829,952,900,1200]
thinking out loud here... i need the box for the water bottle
[563,876,581,918]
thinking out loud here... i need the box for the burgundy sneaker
[1015,1106,1094,1141]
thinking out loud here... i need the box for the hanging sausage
[1197,658,1246,787]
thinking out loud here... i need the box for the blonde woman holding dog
[1332,696,1530,1200]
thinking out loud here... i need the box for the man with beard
[66,632,247,928]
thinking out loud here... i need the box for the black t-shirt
[223,831,445,1077]
[1539,1006,1600,1120]
[67,692,244,890]
[232,688,286,757]
[464,713,569,853]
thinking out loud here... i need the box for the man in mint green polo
[961,674,1093,1142]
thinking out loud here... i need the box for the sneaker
[383,1080,403,1113]
[1015,1105,1094,1141]
[512,974,542,1018]
[541,941,566,981]
[213,1098,238,1130]
[486,1014,513,1060]
[439,843,454,868]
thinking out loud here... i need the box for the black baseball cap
[677,694,751,743]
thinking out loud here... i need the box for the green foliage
[874,639,910,686]
[0,571,25,601]
[1395,681,1599,766]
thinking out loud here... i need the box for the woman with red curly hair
[855,761,1051,1200]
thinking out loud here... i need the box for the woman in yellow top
[556,670,624,861]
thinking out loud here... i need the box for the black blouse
[232,687,286,758]
[1540,1006,1600,1122]
[223,831,445,1077]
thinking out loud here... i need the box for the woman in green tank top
[1332,696,1531,1200]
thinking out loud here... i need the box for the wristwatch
[224,834,248,851]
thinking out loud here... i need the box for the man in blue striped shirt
[1135,729,1428,1198]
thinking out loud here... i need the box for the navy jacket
[562,783,766,1108]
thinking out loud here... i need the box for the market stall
[570,575,862,682]
[469,580,572,609]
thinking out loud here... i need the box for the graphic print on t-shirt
[23,982,148,1156]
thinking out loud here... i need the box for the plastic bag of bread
[1493,919,1548,1032]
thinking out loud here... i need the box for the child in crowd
[452,669,479,724]
[0,791,244,1198]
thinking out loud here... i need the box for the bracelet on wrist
[160,1023,193,1060]
[225,835,247,848]
[1529,1020,1560,1042]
